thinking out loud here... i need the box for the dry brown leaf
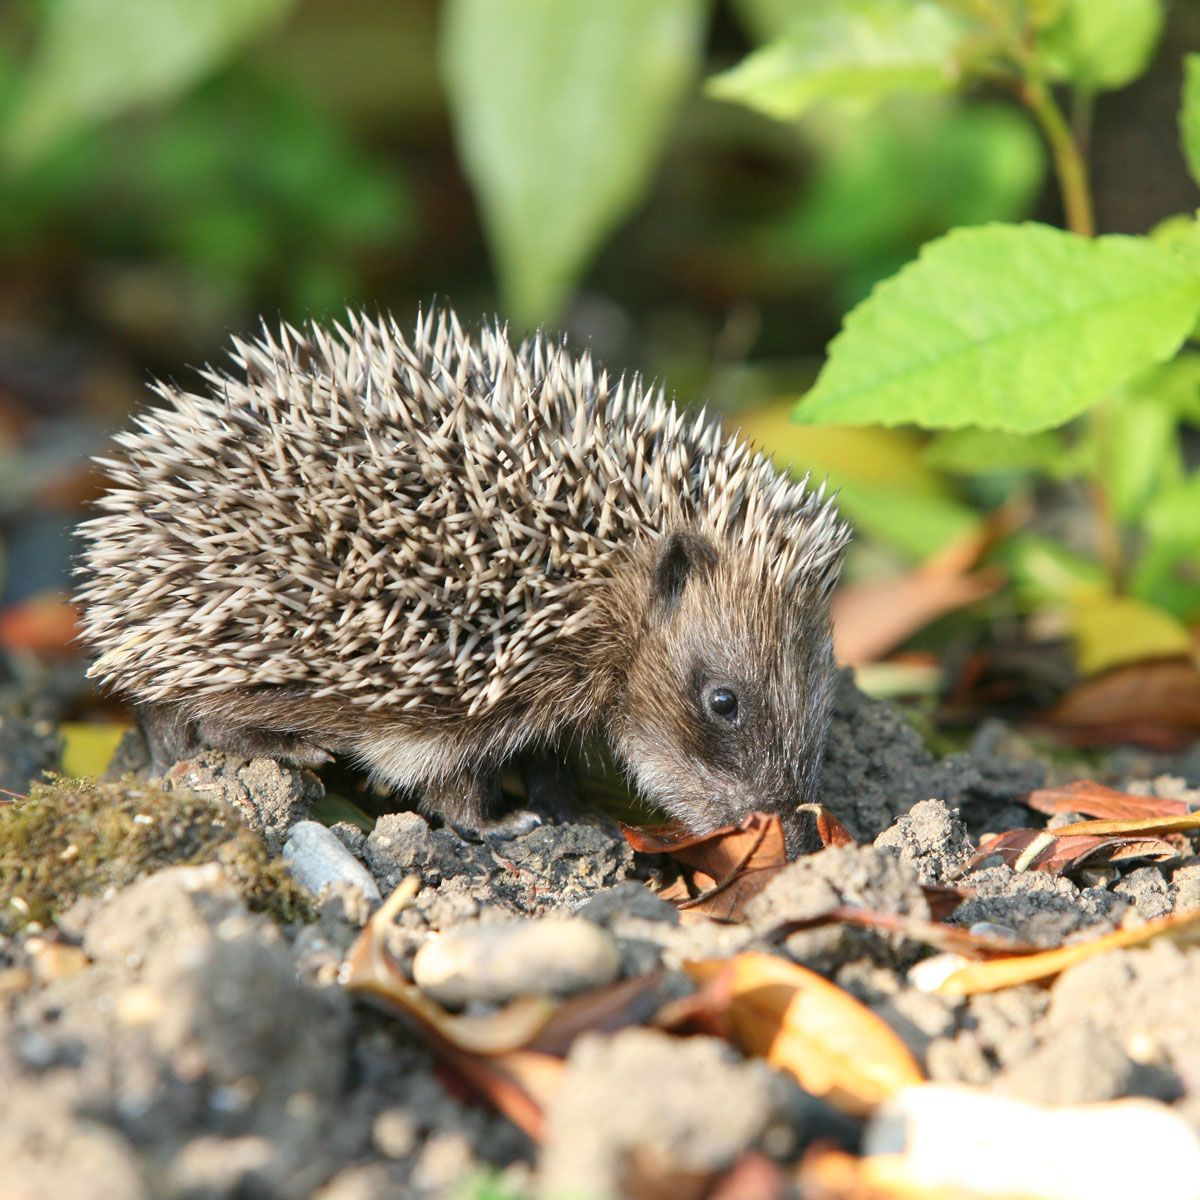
[967,827,1178,875]
[937,907,1200,996]
[1024,780,1190,820]
[342,878,564,1140]
[764,906,1038,960]
[1042,657,1200,750]
[797,803,858,848]
[919,883,973,922]
[525,972,669,1056]
[1052,811,1200,838]
[623,812,789,923]
[342,881,557,1054]
[433,1046,561,1143]
[707,1151,790,1200]
[0,591,81,656]
[831,508,1020,666]
[684,953,923,1116]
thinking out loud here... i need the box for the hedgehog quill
[77,308,850,849]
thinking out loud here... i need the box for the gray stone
[284,821,381,903]
[412,917,621,1007]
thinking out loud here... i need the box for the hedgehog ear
[652,532,717,611]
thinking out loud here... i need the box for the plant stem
[1018,76,1096,237]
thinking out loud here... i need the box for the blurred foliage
[0,0,1197,703]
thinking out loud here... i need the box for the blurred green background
[1,0,1199,728]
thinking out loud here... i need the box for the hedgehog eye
[707,687,738,722]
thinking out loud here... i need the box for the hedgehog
[77,307,850,848]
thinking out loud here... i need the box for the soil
[3,668,1200,1198]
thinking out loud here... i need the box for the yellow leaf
[1053,811,1200,838]
[685,952,923,1116]
[731,406,944,494]
[1069,594,1193,676]
[60,722,128,779]
[937,908,1200,996]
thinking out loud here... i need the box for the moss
[0,776,312,932]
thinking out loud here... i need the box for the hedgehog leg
[137,701,333,775]
[138,702,201,777]
[522,754,580,823]
[422,768,505,830]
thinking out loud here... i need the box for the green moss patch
[0,777,312,931]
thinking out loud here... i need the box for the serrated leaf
[440,0,706,326]
[1038,0,1164,93]
[797,223,1200,433]
[3,0,297,168]
[1183,55,1200,191]
[707,0,966,122]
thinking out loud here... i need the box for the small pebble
[284,821,381,903]
[412,916,620,1007]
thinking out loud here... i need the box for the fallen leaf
[526,973,669,1056]
[0,591,80,656]
[707,1151,790,1200]
[60,722,128,779]
[967,827,1178,875]
[1069,594,1194,677]
[765,907,1039,961]
[831,504,1022,666]
[684,953,923,1116]
[1042,657,1200,749]
[623,813,788,922]
[937,908,1200,995]
[1024,780,1190,820]
[797,803,857,848]
[919,884,973,922]
[342,879,563,1140]
[1051,811,1200,838]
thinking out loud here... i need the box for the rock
[866,1085,1200,1200]
[539,1028,834,1200]
[875,798,973,884]
[284,821,381,903]
[412,917,621,1007]
[746,845,931,973]
[163,753,322,853]
[363,812,489,891]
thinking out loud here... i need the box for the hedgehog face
[611,531,837,850]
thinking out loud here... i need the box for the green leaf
[733,404,976,558]
[441,0,707,326]
[1000,533,1107,610]
[1131,471,1200,621]
[797,223,1200,433]
[1038,0,1164,94]
[765,100,1044,308]
[3,0,297,168]
[1182,55,1200,190]
[922,428,1067,477]
[707,0,966,123]
[835,483,979,561]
